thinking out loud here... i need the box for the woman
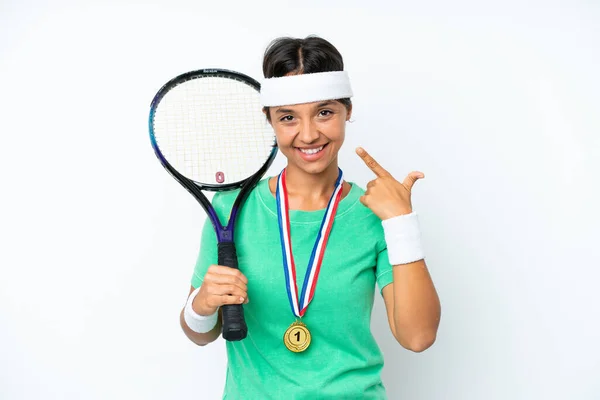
[180,36,441,399]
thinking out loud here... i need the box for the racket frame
[148,68,278,340]
[149,68,277,240]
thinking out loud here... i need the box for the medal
[276,168,344,352]
[283,320,311,352]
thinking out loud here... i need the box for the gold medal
[283,321,311,353]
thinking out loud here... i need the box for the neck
[274,161,341,211]
[284,162,340,199]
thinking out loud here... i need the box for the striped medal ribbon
[276,167,344,352]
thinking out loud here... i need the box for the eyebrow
[274,101,336,114]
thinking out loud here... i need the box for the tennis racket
[148,68,277,341]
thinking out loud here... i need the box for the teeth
[299,145,324,155]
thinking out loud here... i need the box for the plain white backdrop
[1,0,599,399]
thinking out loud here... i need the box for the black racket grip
[218,242,248,341]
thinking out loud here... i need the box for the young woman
[180,36,441,399]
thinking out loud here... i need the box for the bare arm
[382,259,440,352]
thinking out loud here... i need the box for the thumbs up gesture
[355,147,424,220]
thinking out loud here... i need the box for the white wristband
[184,286,219,333]
[382,212,425,265]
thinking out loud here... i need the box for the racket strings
[152,76,275,185]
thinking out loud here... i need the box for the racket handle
[218,242,248,341]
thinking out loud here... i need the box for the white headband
[259,71,353,107]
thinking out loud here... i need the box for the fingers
[355,147,392,178]
[216,295,249,306]
[197,265,251,312]
[359,194,368,207]
[402,171,425,191]
[206,282,246,296]
[207,265,248,284]
[200,285,248,311]
[205,266,248,298]
[201,292,248,313]
[205,265,248,292]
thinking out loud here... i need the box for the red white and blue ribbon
[276,168,344,318]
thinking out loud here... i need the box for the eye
[318,109,333,117]
[279,115,294,122]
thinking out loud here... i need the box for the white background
[1,0,599,399]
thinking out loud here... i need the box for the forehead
[272,101,343,113]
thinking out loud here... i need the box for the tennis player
[180,35,441,399]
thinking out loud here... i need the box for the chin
[299,164,329,175]
[296,157,338,176]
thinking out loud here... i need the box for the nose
[297,118,320,144]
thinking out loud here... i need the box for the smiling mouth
[297,144,328,155]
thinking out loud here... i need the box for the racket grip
[218,242,248,341]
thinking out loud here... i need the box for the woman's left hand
[355,147,424,220]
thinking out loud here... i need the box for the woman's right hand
[192,265,249,316]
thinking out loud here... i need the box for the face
[267,100,352,175]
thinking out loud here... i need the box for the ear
[346,104,353,121]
